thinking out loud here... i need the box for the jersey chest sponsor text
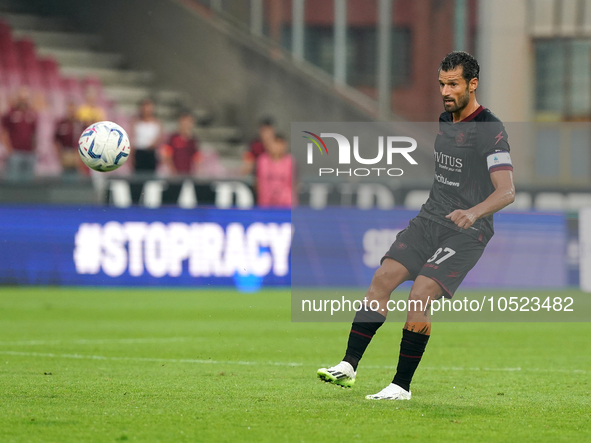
[433,136,475,187]
[434,128,481,173]
[434,150,463,169]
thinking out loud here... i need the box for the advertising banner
[0,206,291,288]
[0,206,568,291]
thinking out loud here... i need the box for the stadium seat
[16,39,43,90]
[61,76,83,102]
[15,37,35,59]
[39,57,61,89]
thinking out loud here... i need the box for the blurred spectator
[76,87,106,128]
[54,101,84,177]
[0,90,7,171]
[161,112,201,176]
[256,134,296,207]
[1,87,38,181]
[131,98,163,174]
[241,116,275,175]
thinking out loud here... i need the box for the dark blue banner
[0,206,568,289]
[0,206,291,289]
[291,208,567,289]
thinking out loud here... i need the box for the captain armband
[486,150,513,173]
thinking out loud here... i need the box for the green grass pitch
[0,287,589,442]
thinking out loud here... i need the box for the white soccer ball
[78,121,131,172]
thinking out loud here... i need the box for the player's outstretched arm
[446,170,515,229]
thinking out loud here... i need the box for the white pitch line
[0,351,303,367]
[0,337,195,346]
[0,351,587,374]
[362,364,587,374]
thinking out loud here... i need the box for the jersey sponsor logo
[435,173,460,187]
[434,151,463,169]
[494,131,504,145]
[446,270,461,278]
[455,131,467,146]
[395,242,407,250]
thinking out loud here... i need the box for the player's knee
[370,259,410,296]
[408,286,432,304]
[372,265,400,293]
[371,268,389,290]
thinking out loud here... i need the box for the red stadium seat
[0,18,11,34]
[15,38,36,59]
[61,77,83,101]
[39,57,61,90]
[83,75,103,91]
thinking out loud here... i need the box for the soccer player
[317,51,515,400]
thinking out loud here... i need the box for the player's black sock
[392,329,430,391]
[342,308,386,370]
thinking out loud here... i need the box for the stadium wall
[44,0,374,135]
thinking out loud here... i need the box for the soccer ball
[78,121,131,172]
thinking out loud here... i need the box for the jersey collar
[454,105,485,123]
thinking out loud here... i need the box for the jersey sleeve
[479,120,513,173]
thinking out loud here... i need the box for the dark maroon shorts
[382,216,485,298]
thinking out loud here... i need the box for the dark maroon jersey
[165,133,200,174]
[1,106,37,152]
[417,106,513,244]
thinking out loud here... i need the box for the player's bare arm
[446,169,515,229]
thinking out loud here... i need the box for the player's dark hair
[259,116,274,127]
[439,51,479,82]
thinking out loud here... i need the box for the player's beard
[443,87,470,113]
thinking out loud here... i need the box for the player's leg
[366,275,442,400]
[318,218,432,388]
[317,258,410,387]
[343,258,411,366]
[340,218,436,371]
[367,229,486,400]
